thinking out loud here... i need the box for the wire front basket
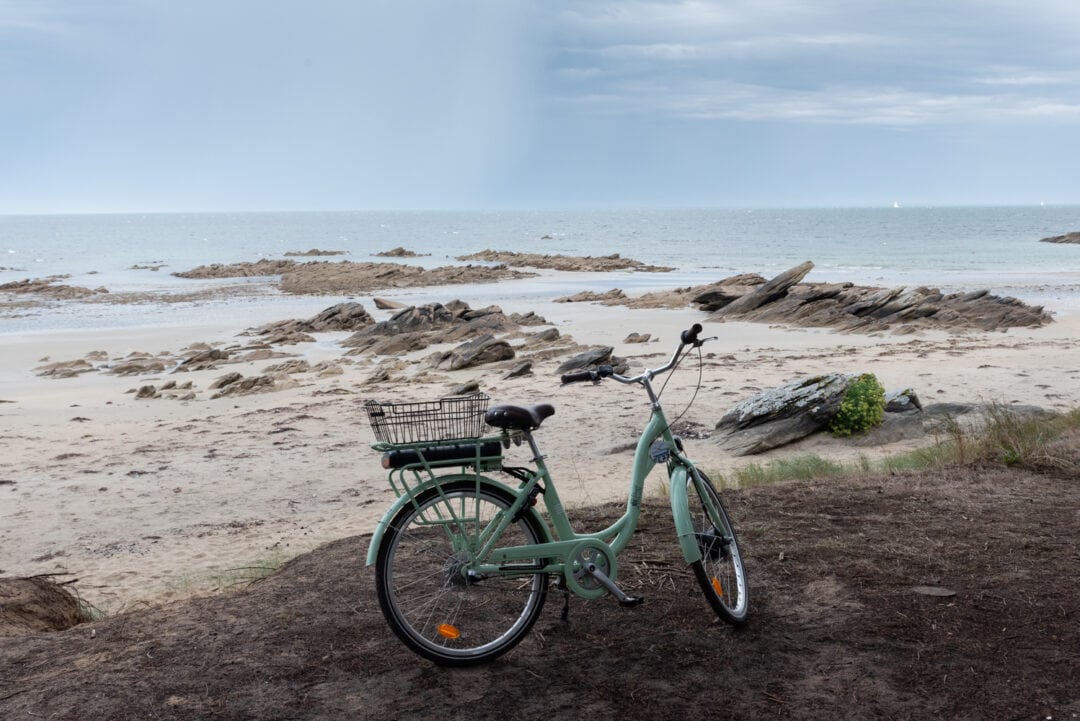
[363,393,491,445]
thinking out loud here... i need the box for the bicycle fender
[364,473,542,566]
[668,465,703,565]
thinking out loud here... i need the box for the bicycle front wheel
[687,470,749,625]
[374,479,549,666]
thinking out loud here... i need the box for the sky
[3,0,1080,213]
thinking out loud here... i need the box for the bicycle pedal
[583,561,643,608]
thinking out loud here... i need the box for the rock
[264,359,311,374]
[314,363,344,378]
[624,332,651,343]
[172,259,297,279]
[714,261,815,316]
[690,274,766,311]
[451,381,481,395]
[504,361,533,379]
[524,328,561,345]
[555,347,625,375]
[250,302,373,344]
[456,250,674,272]
[885,388,922,413]
[442,335,515,371]
[713,373,853,455]
[0,277,109,300]
[373,297,408,310]
[509,311,548,326]
[341,301,519,356]
[175,348,230,372]
[107,358,168,376]
[232,348,293,363]
[345,331,431,357]
[209,373,297,399]
[34,359,95,378]
[278,261,533,295]
[306,302,374,331]
[707,262,1052,333]
[135,385,159,399]
[364,359,407,384]
[209,372,244,390]
[554,289,626,304]
[283,248,346,257]
[255,329,317,346]
[375,247,427,257]
[1039,231,1080,244]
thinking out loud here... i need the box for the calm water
[2,207,1079,332]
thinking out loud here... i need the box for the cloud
[546,0,1080,128]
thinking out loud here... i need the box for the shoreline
[3,273,1080,612]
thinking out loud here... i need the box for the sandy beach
[3,279,1080,613]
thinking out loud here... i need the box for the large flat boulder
[714,373,852,456]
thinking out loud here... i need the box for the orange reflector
[437,624,461,640]
[711,577,724,597]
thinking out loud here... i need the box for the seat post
[522,430,545,463]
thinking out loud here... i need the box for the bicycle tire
[686,470,749,625]
[374,479,549,666]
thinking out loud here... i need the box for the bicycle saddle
[485,403,555,431]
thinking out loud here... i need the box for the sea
[2,206,1080,334]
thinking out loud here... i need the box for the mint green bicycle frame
[364,364,708,587]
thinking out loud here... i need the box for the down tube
[668,465,703,565]
[603,412,665,557]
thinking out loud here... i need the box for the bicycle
[363,323,749,666]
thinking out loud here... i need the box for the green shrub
[829,373,886,437]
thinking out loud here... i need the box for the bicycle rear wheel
[687,470,749,625]
[374,479,549,665]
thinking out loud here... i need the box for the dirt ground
[2,462,1078,721]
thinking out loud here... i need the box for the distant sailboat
[892,201,901,208]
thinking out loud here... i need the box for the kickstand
[559,580,571,622]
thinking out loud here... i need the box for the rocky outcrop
[456,250,673,273]
[689,274,768,311]
[555,289,627,304]
[131,380,196,401]
[249,302,375,344]
[34,358,96,378]
[341,301,521,357]
[1039,232,1080,244]
[107,354,170,376]
[0,277,109,300]
[208,372,298,399]
[706,262,1051,334]
[375,247,428,257]
[172,260,297,279]
[551,262,1051,334]
[283,249,347,257]
[278,261,533,295]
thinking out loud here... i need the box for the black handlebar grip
[680,323,703,345]
[561,369,595,384]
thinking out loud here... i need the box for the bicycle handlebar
[560,364,614,385]
[559,325,709,387]
[680,323,703,347]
